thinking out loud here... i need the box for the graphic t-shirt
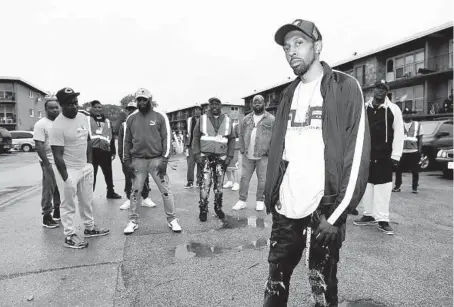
[277,74,325,219]
[247,114,264,160]
[33,117,55,164]
[49,112,89,169]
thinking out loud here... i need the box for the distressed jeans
[199,155,226,215]
[128,157,176,223]
[40,161,60,215]
[239,155,268,202]
[53,164,95,236]
[264,210,340,307]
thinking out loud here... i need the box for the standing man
[184,105,202,188]
[232,94,274,211]
[123,88,182,235]
[50,87,110,249]
[393,108,422,194]
[192,97,236,222]
[263,19,370,306]
[34,97,61,228]
[118,101,156,210]
[354,80,404,235]
[88,100,121,199]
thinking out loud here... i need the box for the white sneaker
[223,181,233,189]
[168,219,182,233]
[232,200,247,210]
[256,201,265,211]
[142,197,157,208]
[124,221,138,235]
[120,200,130,210]
[231,183,240,191]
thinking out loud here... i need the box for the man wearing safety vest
[192,97,236,222]
[88,100,121,199]
[184,105,202,188]
[393,108,422,194]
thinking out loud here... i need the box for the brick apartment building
[0,77,49,131]
[243,22,453,118]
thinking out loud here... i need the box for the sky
[2,0,453,112]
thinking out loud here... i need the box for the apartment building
[0,77,49,131]
[243,22,453,118]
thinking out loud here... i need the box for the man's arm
[391,104,404,161]
[33,122,50,165]
[118,122,124,161]
[49,125,68,180]
[238,117,245,154]
[158,111,171,161]
[325,78,371,227]
[109,119,116,156]
[226,118,236,158]
[417,121,423,153]
[184,117,191,147]
[87,135,93,164]
[192,120,201,156]
[124,116,133,163]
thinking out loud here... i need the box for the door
[433,122,453,149]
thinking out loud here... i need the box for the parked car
[10,130,35,152]
[435,148,453,178]
[0,127,13,153]
[420,119,453,170]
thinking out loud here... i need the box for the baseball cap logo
[64,88,74,94]
[381,79,386,84]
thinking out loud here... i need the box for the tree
[120,94,135,109]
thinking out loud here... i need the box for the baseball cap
[208,97,221,104]
[126,101,137,108]
[275,19,322,46]
[374,79,390,91]
[56,87,80,103]
[135,88,152,100]
[402,107,412,115]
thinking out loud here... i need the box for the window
[386,60,394,73]
[394,50,425,79]
[0,103,16,124]
[231,107,238,111]
[38,111,43,118]
[29,91,34,98]
[393,85,424,112]
[355,65,365,85]
[438,122,453,136]
[29,109,34,117]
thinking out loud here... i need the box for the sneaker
[392,186,401,192]
[223,181,233,189]
[42,214,59,229]
[184,183,194,189]
[53,208,61,221]
[232,200,247,210]
[412,189,418,194]
[142,197,157,208]
[64,234,88,249]
[84,225,110,238]
[256,201,265,211]
[231,183,240,191]
[349,208,359,216]
[124,221,138,235]
[199,211,207,222]
[353,215,377,226]
[196,183,202,188]
[215,208,225,220]
[378,222,394,235]
[120,200,130,210]
[168,219,182,233]
[107,191,122,199]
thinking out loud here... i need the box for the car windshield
[421,121,441,135]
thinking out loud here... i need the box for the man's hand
[313,215,339,247]
[124,160,134,175]
[224,157,232,169]
[157,159,168,179]
[112,154,116,161]
[391,159,400,169]
[195,154,203,164]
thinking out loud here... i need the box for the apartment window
[38,111,43,118]
[0,104,16,124]
[355,65,365,86]
[393,85,424,112]
[394,50,424,79]
[231,107,238,111]
[29,91,34,98]
[29,109,34,117]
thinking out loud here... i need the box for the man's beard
[138,102,151,113]
[291,52,316,76]
[254,106,265,114]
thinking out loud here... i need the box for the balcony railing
[0,91,15,101]
[0,117,16,124]
[393,96,452,115]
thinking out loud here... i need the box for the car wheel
[22,144,32,152]
[420,152,430,170]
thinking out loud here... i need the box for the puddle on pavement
[338,300,385,307]
[0,186,32,197]
[173,238,270,260]
[218,214,270,230]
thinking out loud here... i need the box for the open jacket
[264,62,371,232]
[239,111,275,157]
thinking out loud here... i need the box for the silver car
[10,130,35,152]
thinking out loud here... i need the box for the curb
[0,185,41,209]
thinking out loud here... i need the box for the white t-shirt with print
[277,74,325,219]
[33,117,55,164]
[247,114,264,160]
[49,112,89,170]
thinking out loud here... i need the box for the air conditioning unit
[395,68,404,79]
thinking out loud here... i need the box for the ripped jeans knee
[263,263,289,306]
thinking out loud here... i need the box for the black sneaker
[199,211,207,222]
[184,183,194,189]
[53,208,60,221]
[349,208,359,215]
[378,222,394,235]
[353,215,377,226]
[64,234,88,249]
[215,208,225,220]
[107,191,122,199]
[42,214,59,229]
[392,186,401,192]
[84,225,110,238]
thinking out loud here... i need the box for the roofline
[0,76,48,95]
[242,78,293,99]
[165,103,244,113]
[331,21,453,68]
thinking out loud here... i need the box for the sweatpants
[53,164,95,236]
[92,148,114,193]
[199,155,226,215]
[128,157,176,223]
[264,211,340,307]
[394,152,420,190]
[40,161,60,216]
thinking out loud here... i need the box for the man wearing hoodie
[88,100,121,199]
[263,19,370,306]
[354,80,404,235]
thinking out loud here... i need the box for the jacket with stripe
[264,62,371,232]
[118,121,126,162]
[123,109,171,162]
[184,116,200,148]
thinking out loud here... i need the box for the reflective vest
[200,114,231,155]
[87,116,112,151]
[403,121,420,151]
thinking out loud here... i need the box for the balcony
[0,91,15,102]
[0,117,16,125]
[394,96,452,115]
